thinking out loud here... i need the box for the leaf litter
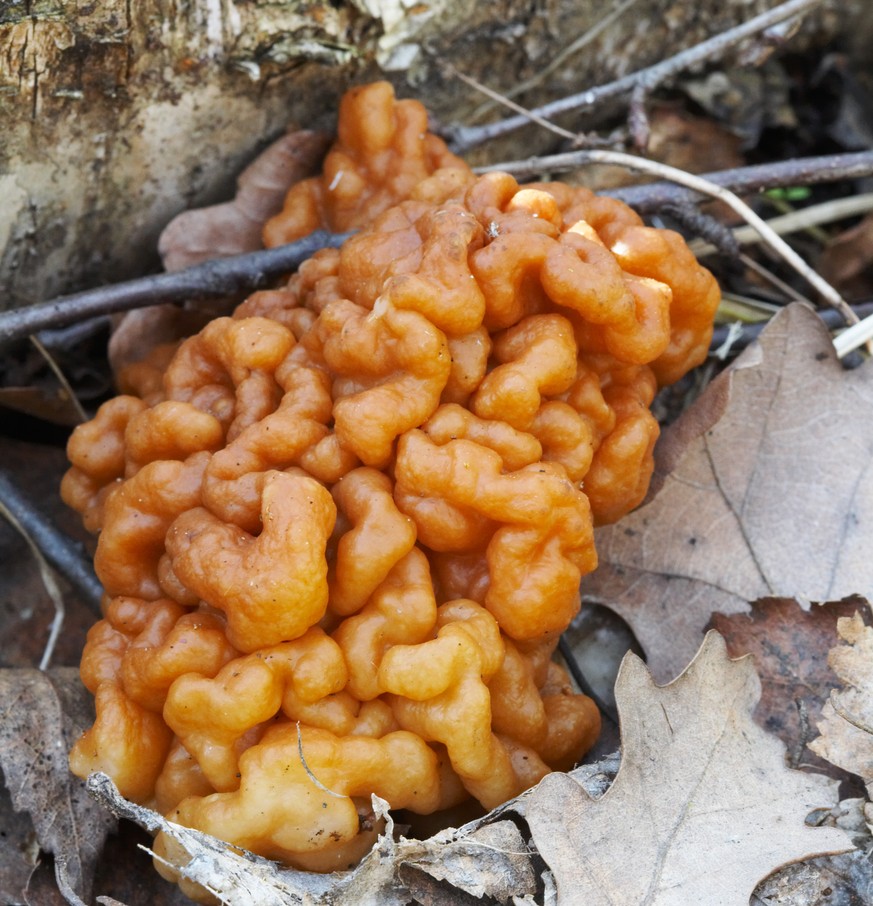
[4,301,873,903]
[810,607,873,804]
[710,596,868,780]
[583,302,873,683]
[0,668,115,905]
[527,633,852,906]
[75,632,854,906]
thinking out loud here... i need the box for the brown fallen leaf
[818,210,873,301]
[810,607,873,800]
[526,632,852,906]
[710,596,867,779]
[0,386,84,427]
[0,668,115,905]
[584,303,873,681]
[157,129,331,272]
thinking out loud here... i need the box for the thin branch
[709,300,873,353]
[4,156,871,350]
[605,151,873,211]
[447,65,577,143]
[29,334,89,424]
[0,230,350,350]
[483,148,857,324]
[447,0,823,153]
[690,191,873,257]
[0,470,103,613]
[738,253,812,307]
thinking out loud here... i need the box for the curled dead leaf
[109,129,331,377]
[0,668,115,905]
[810,605,873,800]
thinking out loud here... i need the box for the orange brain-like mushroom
[65,80,720,886]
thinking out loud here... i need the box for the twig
[483,149,857,325]
[709,300,873,353]
[447,65,577,143]
[2,157,869,350]
[29,334,89,424]
[0,230,350,350]
[690,191,873,257]
[4,155,869,354]
[606,151,873,211]
[738,254,812,307]
[0,470,103,613]
[447,0,823,153]
[558,636,619,727]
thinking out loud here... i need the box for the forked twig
[447,0,824,153]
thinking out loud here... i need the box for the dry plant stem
[691,192,873,257]
[609,151,873,211]
[447,65,578,143]
[0,230,350,350]
[0,469,103,614]
[485,149,857,326]
[447,0,823,153]
[739,253,811,306]
[29,334,89,424]
[296,723,346,799]
[832,311,873,358]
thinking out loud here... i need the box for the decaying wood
[1,0,860,310]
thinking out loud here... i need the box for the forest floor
[2,3,873,904]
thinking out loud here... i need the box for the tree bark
[0,0,856,308]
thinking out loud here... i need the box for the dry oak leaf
[158,129,331,272]
[710,596,868,779]
[584,303,873,682]
[526,632,852,906]
[810,606,873,799]
[0,668,115,906]
[87,774,536,906]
